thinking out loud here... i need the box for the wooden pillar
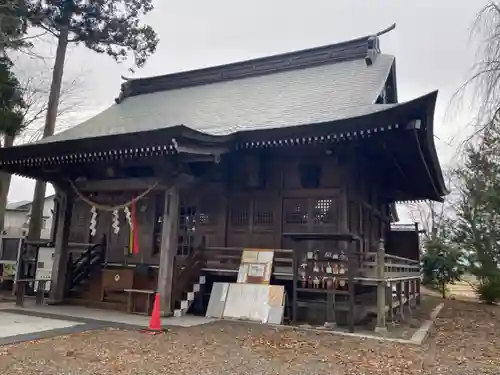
[157,186,180,317]
[387,280,394,324]
[410,279,416,308]
[397,281,404,319]
[347,240,356,332]
[48,188,74,304]
[404,280,411,315]
[326,292,335,327]
[374,238,387,333]
[415,222,422,307]
[341,189,354,332]
[416,277,422,305]
[49,191,61,244]
[292,248,298,324]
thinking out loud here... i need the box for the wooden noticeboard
[237,249,274,285]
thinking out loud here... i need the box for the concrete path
[0,309,92,346]
[0,301,216,346]
[0,301,215,327]
[0,311,83,338]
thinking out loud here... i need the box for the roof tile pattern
[38,54,394,144]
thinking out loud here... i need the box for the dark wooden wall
[386,230,420,261]
[68,146,393,265]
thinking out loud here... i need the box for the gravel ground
[0,299,498,375]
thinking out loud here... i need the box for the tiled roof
[6,200,30,210]
[37,32,395,144]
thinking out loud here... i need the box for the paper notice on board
[257,251,274,263]
[248,264,265,277]
[242,250,259,263]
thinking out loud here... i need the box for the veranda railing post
[374,238,387,333]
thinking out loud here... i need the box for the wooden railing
[361,252,420,279]
[200,246,295,276]
[199,246,419,281]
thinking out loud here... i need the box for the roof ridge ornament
[366,23,396,67]
[365,36,380,66]
[115,75,133,104]
[376,23,396,37]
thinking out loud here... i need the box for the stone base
[323,321,337,329]
[46,298,64,306]
[374,326,388,334]
[160,310,174,318]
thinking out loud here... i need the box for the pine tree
[0,1,29,233]
[0,57,25,138]
[24,0,159,240]
[421,215,465,298]
[0,1,29,51]
[453,123,500,302]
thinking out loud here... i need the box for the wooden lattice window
[198,195,219,226]
[312,198,336,225]
[284,199,308,224]
[253,198,274,227]
[177,205,196,256]
[152,193,165,255]
[199,213,210,225]
[230,198,250,227]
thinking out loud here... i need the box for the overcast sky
[8,0,486,222]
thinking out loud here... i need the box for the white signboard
[34,246,55,292]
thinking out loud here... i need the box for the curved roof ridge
[115,23,396,103]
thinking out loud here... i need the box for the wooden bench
[124,289,156,315]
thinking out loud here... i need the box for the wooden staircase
[66,238,106,296]
[172,249,206,317]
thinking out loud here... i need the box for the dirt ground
[380,295,441,339]
[0,298,499,375]
[422,280,479,302]
[447,280,478,300]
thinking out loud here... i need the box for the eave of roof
[6,200,31,210]
[0,91,446,203]
[390,203,399,222]
[1,92,425,168]
[5,208,29,213]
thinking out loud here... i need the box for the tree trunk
[28,25,69,241]
[441,281,446,299]
[0,135,15,233]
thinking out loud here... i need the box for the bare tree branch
[14,70,86,145]
[404,170,457,243]
[454,2,500,138]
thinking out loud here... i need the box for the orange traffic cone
[143,292,165,335]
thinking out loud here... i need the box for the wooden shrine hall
[0,24,447,332]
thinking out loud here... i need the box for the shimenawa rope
[68,179,160,212]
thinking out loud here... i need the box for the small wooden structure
[0,25,446,331]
